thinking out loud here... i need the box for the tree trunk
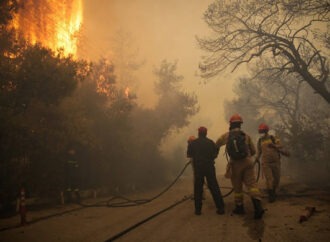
[302,74,330,103]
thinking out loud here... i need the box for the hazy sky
[81,0,239,162]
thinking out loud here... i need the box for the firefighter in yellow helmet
[216,114,264,219]
[256,123,290,202]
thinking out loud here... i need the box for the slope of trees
[0,3,198,214]
[0,10,89,210]
[198,0,330,102]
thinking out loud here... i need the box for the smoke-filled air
[0,0,329,241]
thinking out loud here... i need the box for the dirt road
[1,176,329,242]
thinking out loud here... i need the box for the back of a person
[218,129,254,161]
[191,137,215,164]
[187,126,225,215]
[216,114,264,220]
[259,135,280,163]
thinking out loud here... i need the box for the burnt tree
[198,0,330,103]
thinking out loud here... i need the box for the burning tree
[0,0,89,212]
[11,0,83,57]
[198,0,330,103]
[0,0,199,211]
[0,51,87,212]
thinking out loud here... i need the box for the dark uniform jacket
[187,136,218,165]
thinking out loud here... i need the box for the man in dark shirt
[187,126,225,215]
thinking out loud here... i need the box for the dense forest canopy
[0,0,198,213]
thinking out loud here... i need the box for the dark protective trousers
[193,162,224,212]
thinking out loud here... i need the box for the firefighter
[256,123,290,203]
[187,135,206,200]
[187,127,225,215]
[215,114,264,219]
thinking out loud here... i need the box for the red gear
[258,123,269,133]
[229,114,243,123]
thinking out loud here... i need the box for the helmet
[187,135,196,143]
[229,114,243,123]
[258,123,269,133]
[198,126,207,136]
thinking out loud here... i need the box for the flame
[12,0,83,57]
[124,87,130,98]
[96,74,113,96]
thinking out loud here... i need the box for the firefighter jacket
[215,128,256,160]
[257,134,282,163]
[187,136,218,165]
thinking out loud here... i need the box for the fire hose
[78,158,248,209]
[104,159,261,241]
[104,195,192,242]
[223,155,261,197]
[106,161,192,207]
[87,157,253,208]
[104,158,254,207]
[77,160,193,208]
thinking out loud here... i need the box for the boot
[268,189,276,203]
[232,204,245,215]
[216,206,225,215]
[195,203,202,216]
[252,198,265,219]
[195,210,201,215]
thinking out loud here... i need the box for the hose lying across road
[104,160,261,241]
[78,159,244,209]
[103,159,256,207]
[105,194,193,242]
[106,161,192,207]
[81,159,245,208]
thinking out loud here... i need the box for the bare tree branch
[198,0,330,103]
